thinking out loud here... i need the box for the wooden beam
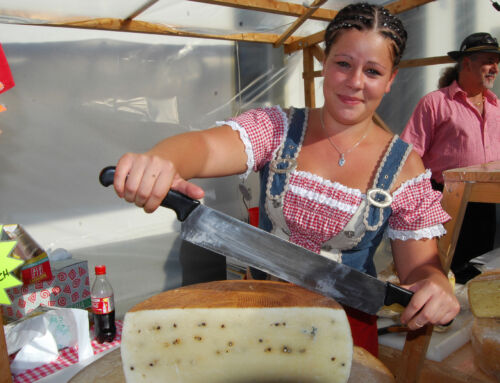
[303,46,316,108]
[1,312,12,383]
[190,0,336,21]
[309,42,325,63]
[399,55,454,69]
[284,29,324,54]
[396,325,434,383]
[22,18,301,45]
[438,181,471,271]
[274,0,327,48]
[124,0,160,21]
[384,0,436,15]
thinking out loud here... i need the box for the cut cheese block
[470,317,500,380]
[121,280,353,383]
[467,270,500,318]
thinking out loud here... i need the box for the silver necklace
[320,108,370,167]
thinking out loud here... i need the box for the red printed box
[1,258,91,322]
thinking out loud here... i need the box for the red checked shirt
[401,81,500,184]
[219,107,450,253]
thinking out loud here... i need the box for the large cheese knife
[100,166,413,315]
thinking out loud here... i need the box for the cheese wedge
[467,270,500,318]
[121,280,353,383]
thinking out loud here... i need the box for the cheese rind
[121,307,353,383]
[467,270,500,318]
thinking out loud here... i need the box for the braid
[324,2,407,68]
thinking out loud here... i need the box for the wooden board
[379,343,497,383]
[70,346,395,383]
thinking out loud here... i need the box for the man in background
[401,32,500,283]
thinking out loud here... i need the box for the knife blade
[100,166,413,315]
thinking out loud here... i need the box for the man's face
[467,52,499,89]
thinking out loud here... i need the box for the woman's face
[322,28,397,126]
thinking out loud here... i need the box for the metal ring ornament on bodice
[269,157,297,174]
[366,188,393,208]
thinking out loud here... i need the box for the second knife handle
[384,282,414,307]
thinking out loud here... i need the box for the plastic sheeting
[1,0,499,248]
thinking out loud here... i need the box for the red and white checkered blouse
[218,106,450,254]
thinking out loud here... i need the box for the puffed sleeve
[387,170,451,240]
[216,106,288,178]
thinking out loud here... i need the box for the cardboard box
[1,258,91,322]
[1,224,53,284]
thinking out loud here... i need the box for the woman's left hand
[398,274,460,330]
[391,237,460,331]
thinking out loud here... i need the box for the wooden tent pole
[1,312,12,383]
[303,46,316,108]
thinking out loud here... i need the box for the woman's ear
[385,69,398,93]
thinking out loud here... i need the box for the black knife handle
[384,282,414,307]
[99,166,200,221]
[99,166,116,187]
[161,189,200,221]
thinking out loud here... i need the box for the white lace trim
[216,120,254,179]
[387,224,447,241]
[392,169,433,198]
[294,170,365,198]
[289,184,359,214]
[216,106,289,180]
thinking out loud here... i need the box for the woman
[112,3,460,356]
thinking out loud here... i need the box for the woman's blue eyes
[334,61,382,76]
[366,68,382,76]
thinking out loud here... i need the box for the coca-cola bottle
[91,265,116,343]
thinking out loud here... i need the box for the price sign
[0,225,23,305]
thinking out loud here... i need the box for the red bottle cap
[95,265,106,275]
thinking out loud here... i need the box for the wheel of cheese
[470,317,500,381]
[467,270,500,318]
[120,280,353,383]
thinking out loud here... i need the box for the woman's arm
[114,125,248,212]
[389,150,460,330]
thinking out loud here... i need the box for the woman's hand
[399,273,460,330]
[113,152,205,213]
[391,238,460,331]
[111,125,248,212]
